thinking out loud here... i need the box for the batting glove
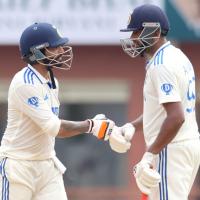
[109,123,135,153]
[133,152,161,195]
[87,114,115,140]
[120,123,135,141]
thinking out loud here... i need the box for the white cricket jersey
[143,41,199,147]
[0,65,61,160]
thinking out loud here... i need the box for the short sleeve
[150,65,181,104]
[13,84,61,137]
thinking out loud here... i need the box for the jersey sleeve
[13,84,61,137]
[150,65,181,104]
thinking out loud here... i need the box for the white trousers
[0,158,68,200]
[150,138,200,200]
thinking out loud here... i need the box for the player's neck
[32,64,49,80]
[144,37,167,60]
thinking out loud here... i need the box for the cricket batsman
[0,22,131,200]
[110,4,200,200]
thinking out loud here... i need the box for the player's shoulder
[10,66,43,89]
[151,41,189,69]
[152,42,172,66]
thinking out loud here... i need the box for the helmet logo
[52,25,57,30]
[52,25,63,37]
[127,14,132,26]
[33,26,38,30]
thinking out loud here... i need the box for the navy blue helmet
[19,22,73,70]
[120,4,169,35]
[120,4,170,58]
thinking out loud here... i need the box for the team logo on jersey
[52,107,59,116]
[28,97,39,108]
[161,83,173,95]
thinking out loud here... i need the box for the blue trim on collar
[146,42,171,69]
[27,66,43,84]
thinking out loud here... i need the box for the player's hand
[109,123,135,153]
[133,152,161,195]
[119,123,135,141]
[87,114,115,140]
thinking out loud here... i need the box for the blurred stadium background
[0,0,200,199]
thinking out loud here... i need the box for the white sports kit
[143,41,200,200]
[0,65,67,200]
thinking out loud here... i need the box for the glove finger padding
[109,127,131,153]
[136,178,152,195]
[139,167,161,187]
[93,114,107,120]
[134,163,161,195]
[121,123,135,141]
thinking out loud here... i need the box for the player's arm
[14,84,114,140]
[147,64,185,153]
[57,120,89,138]
[57,118,114,139]
[147,101,184,154]
[130,114,143,132]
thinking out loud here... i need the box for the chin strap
[47,66,56,89]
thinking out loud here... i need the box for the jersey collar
[27,64,49,84]
[146,41,171,70]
